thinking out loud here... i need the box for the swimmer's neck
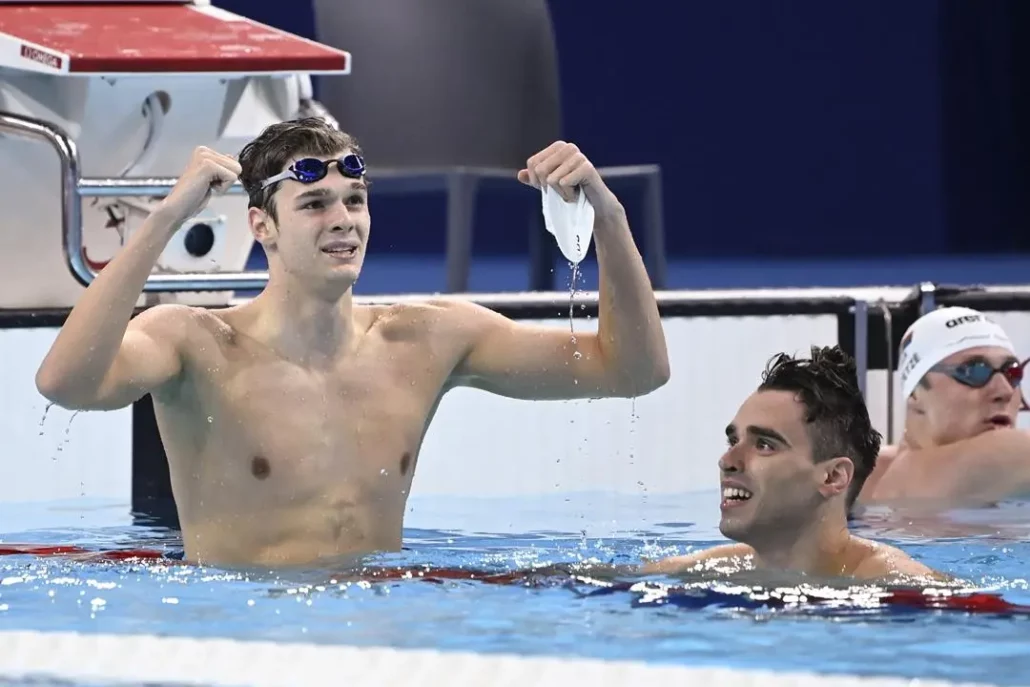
[244,273,364,364]
[749,515,852,577]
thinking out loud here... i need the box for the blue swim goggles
[929,356,1029,410]
[259,154,366,190]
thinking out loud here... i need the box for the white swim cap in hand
[541,185,594,264]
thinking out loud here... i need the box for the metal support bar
[878,299,896,444]
[0,111,85,290]
[852,299,868,400]
[641,167,666,289]
[78,177,268,291]
[444,172,479,293]
[918,281,937,315]
[77,177,246,198]
[1,110,265,291]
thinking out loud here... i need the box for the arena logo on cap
[945,314,984,329]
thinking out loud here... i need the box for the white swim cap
[898,306,1016,399]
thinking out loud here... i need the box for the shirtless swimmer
[35,118,670,568]
[645,346,942,583]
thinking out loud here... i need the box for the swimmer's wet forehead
[727,390,809,451]
[290,181,367,204]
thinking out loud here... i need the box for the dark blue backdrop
[214,0,1030,262]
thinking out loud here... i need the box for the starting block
[0,0,350,309]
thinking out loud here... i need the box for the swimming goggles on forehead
[259,154,366,190]
[929,358,1030,409]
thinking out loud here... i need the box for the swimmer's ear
[248,206,278,247]
[819,457,853,499]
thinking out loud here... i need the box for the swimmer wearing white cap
[34,119,670,568]
[646,346,940,582]
[860,306,1028,507]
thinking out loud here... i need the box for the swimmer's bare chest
[150,307,460,565]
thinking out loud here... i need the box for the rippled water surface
[0,492,1028,686]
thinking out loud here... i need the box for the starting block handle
[0,110,271,293]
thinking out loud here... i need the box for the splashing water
[42,408,82,461]
[568,261,580,339]
[38,402,55,436]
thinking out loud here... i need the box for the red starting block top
[0,2,350,75]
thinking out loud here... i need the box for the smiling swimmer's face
[718,389,852,544]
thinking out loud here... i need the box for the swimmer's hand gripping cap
[541,185,594,265]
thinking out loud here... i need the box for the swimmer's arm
[865,429,1030,505]
[582,201,670,397]
[640,543,753,575]
[446,209,668,400]
[35,207,189,411]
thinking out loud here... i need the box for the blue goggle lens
[291,154,365,182]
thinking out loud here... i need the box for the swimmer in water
[34,118,670,568]
[859,306,1030,510]
[645,346,941,582]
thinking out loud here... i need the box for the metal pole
[878,299,895,444]
[77,177,247,198]
[918,281,936,315]
[853,299,868,400]
[0,111,270,292]
[0,112,86,290]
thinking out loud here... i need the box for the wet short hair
[758,345,882,512]
[238,117,363,220]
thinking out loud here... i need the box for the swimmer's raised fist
[160,146,242,224]
[518,141,620,216]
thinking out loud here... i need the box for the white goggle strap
[259,169,296,190]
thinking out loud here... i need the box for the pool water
[0,492,1029,686]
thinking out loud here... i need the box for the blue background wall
[215,0,1030,293]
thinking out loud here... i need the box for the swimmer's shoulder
[133,303,245,357]
[642,543,754,575]
[880,444,901,462]
[850,537,948,583]
[129,303,210,345]
[865,430,1030,504]
[363,298,502,342]
[857,444,901,503]
[384,297,497,322]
